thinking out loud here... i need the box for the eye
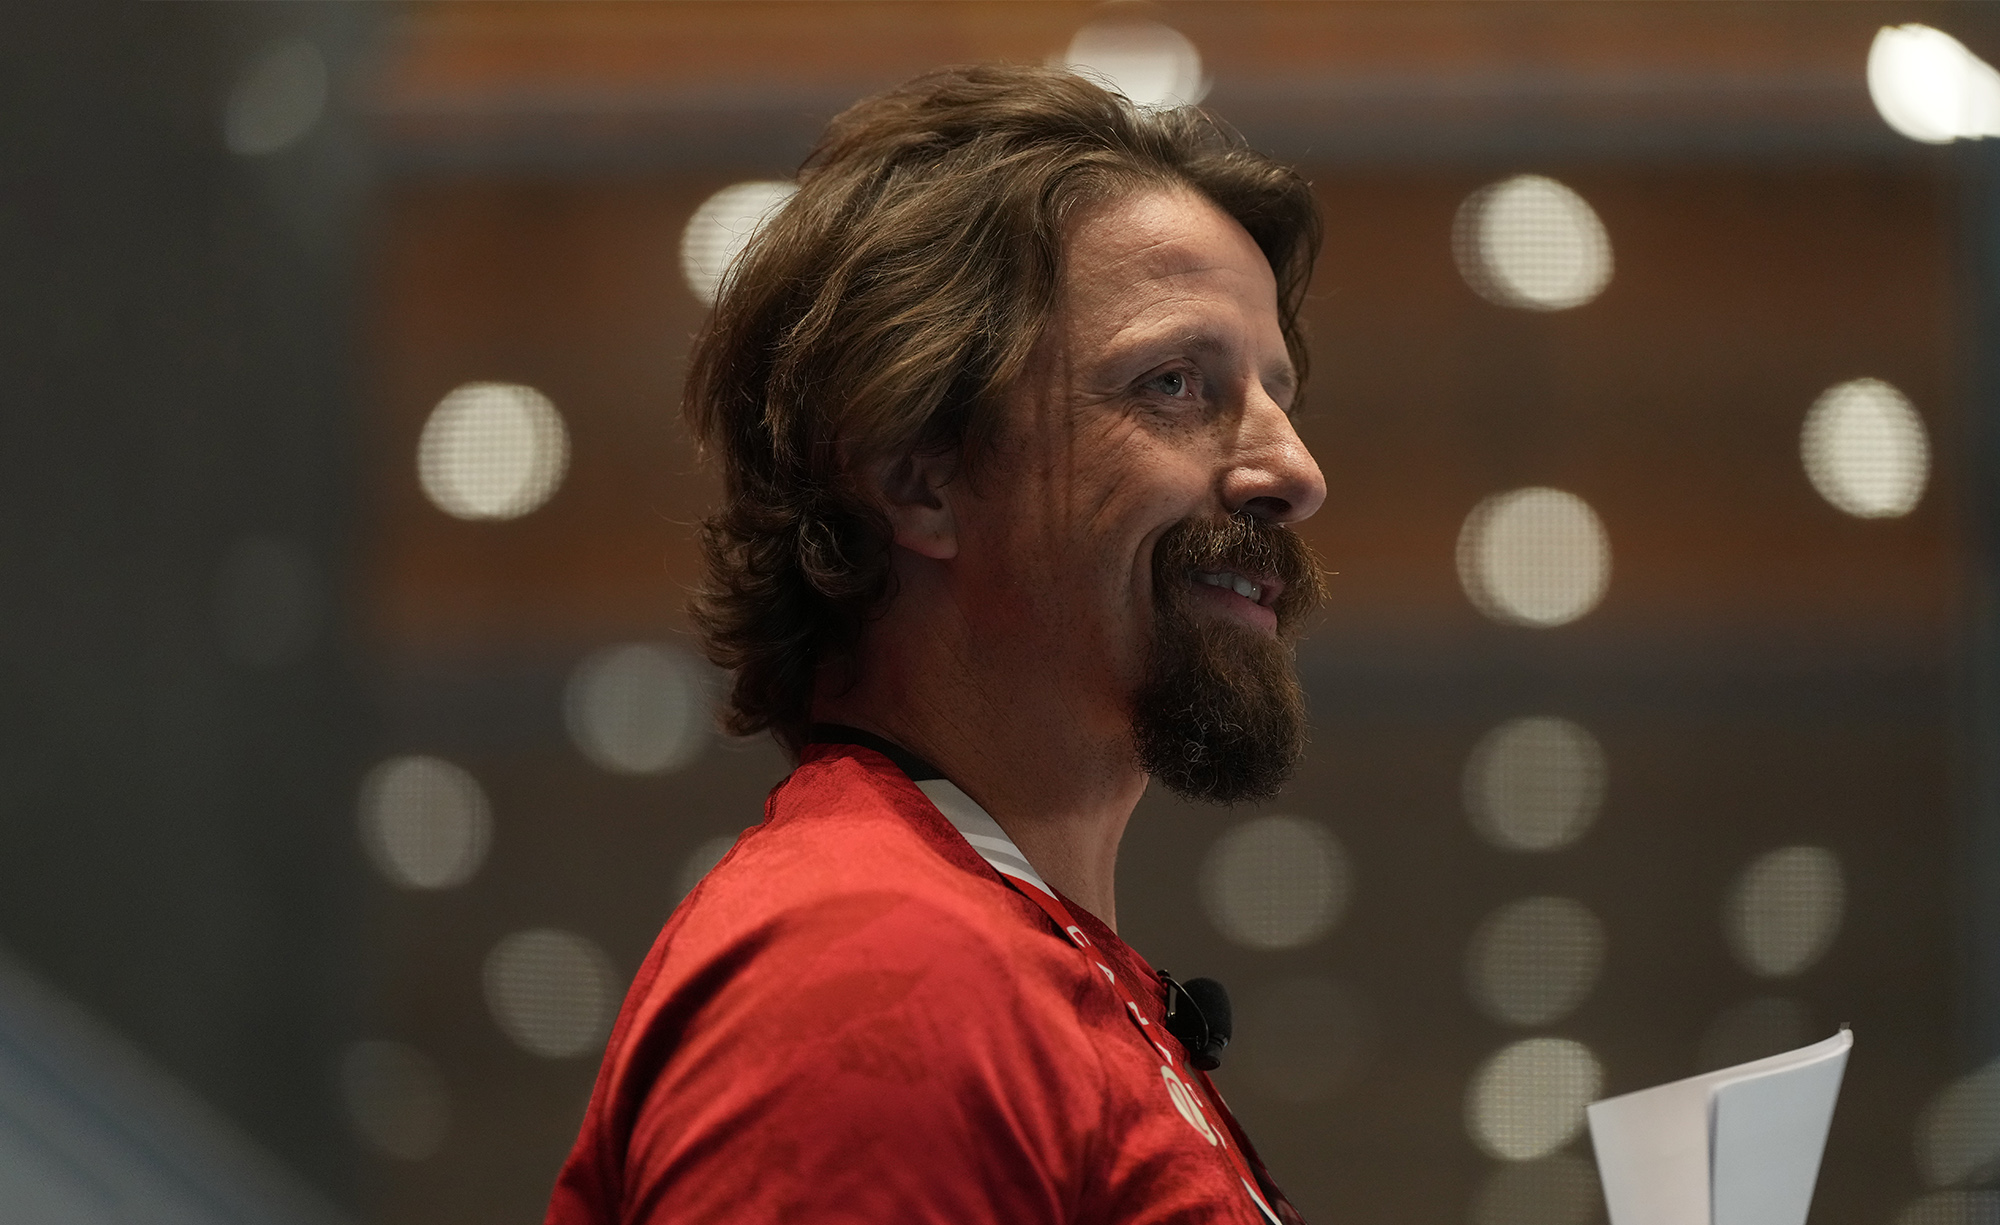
[1142,369,1195,399]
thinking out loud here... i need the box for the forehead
[1043,187,1287,380]
[1060,188,1278,313]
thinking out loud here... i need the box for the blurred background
[8,2,2000,1223]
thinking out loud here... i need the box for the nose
[1221,393,1327,524]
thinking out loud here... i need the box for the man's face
[944,187,1328,801]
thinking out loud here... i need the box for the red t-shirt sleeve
[555,886,1110,1225]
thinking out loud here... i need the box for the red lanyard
[968,837,1284,1225]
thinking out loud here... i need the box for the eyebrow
[1178,333,1298,401]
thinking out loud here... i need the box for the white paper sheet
[1586,1029,1851,1225]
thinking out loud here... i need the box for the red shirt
[546,743,1303,1224]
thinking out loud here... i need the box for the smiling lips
[1192,568,1283,609]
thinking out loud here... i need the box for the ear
[874,450,958,561]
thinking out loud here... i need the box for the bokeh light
[416,382,570,521]
[340,1040,450,1161]
[1200,815,1351,951]
[1234,977,1377,1103]
[1898,1191,2000,1225]
[1457,487,1611,628]
[1453,175,1612,311]
[1061,20,1208,110]
[1465,1037,1603,1161]
[1463,716,1607,851]
[1917,1059,2000,1188]
[1801,377,1930,519]
[1724,845,1845,978]
[1465,896,1606,1027]
[482,929,617,1059]
[1697,996,1812,1072]
[680,181,798,306]
[357,755,492,891]
[1471,1153,1603,1225]
[1868,25,2000,145]
[224,37,328,156]
[564,643,711,776]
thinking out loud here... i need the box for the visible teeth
[1194,570,1263,604]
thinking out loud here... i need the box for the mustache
[1152,513,1328,637]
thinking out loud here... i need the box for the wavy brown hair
[685,64,1321,756]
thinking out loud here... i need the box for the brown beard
[1133,514,1328,804]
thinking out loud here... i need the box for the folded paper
[1586,1029,1851,1225]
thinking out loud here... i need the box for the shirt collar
[807,724,1058,899]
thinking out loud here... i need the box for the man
[548,63,1327,1224]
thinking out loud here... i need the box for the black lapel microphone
[1159,972,1232,1071]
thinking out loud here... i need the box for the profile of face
[939,187,1328,803]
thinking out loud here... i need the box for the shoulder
[655,750,1087,1035]
[700,749,986,903]
[585,753,1110,1223]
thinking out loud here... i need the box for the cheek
[1067,412,1200,521]
[975,411,1214,623]
[1078,434,1215,568]
[949,472,1086,606]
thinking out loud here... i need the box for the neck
[813,573,1146,931]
